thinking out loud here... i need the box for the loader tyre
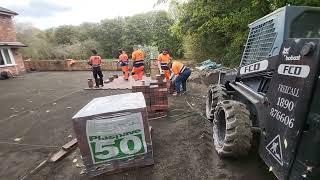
[213,100,252,158]
[206,84,227,122]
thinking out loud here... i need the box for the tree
[173,0,320,66]
[16,23,55,59]
[16,10,182,60]
[54,25,79,45]
[96,18,125,58]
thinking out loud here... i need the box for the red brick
[0,14,26,75]
[0,15,16,42]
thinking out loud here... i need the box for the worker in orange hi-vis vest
[131,47,145,80]
[168,61,191,96]
[88,49,104,88]
[118,49,129,80]
[157,48,172,80]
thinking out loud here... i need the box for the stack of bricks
[132,74,169,119]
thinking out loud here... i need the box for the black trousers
[92,66,103,87]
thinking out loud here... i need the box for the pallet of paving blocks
[132,80,169,119]
[72,92,154,177]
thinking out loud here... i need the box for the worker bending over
[131,47,145,80]
[118,49,129,80]
[88,49,103,88]
[157,48,172,80]
[169,61,191,96]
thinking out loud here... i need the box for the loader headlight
[300,42,315,56]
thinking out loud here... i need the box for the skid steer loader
[206,6,320,180]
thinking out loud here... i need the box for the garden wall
[24,59,128,71]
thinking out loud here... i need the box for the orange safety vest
[90,55,102,67]
[157,53,171,63]
[119,53,129,66]
[172,61,186,75]
[158,53,171,70]
[132,49,144,61]
[119,53,128,61]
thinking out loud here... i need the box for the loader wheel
[213,100,252,158]
[206,84,228,122]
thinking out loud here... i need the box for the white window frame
[0,48,16,67]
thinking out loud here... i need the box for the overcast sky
[1,0,169,29]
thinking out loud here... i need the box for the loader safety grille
[240,19,277,66]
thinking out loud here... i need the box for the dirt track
[0,71,275,180]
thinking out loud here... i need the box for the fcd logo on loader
[278,64,310,78]
[240,60,268,75]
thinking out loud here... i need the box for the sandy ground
[0,71,275,180]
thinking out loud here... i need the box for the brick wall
[0,14,25,75]
[67,60,126,71]
[0,15,16,42]
[24,60,129,71]
[24,60,160,80]
[0,64,18,75]
[0,49,25,75]
[12,48,25,74]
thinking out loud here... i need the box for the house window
[0,48,15,66]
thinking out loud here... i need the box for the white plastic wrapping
[72,92,153,177]
[73,92,146,118]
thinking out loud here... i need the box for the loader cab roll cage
[240,6,320,67]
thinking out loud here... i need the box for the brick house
[0,7,26,75]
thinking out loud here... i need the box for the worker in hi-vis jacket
[157,48,172,81]
[168,61,191,96]
[118,49,129,80]
[131,47,145,80]
[88,49,103,88]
